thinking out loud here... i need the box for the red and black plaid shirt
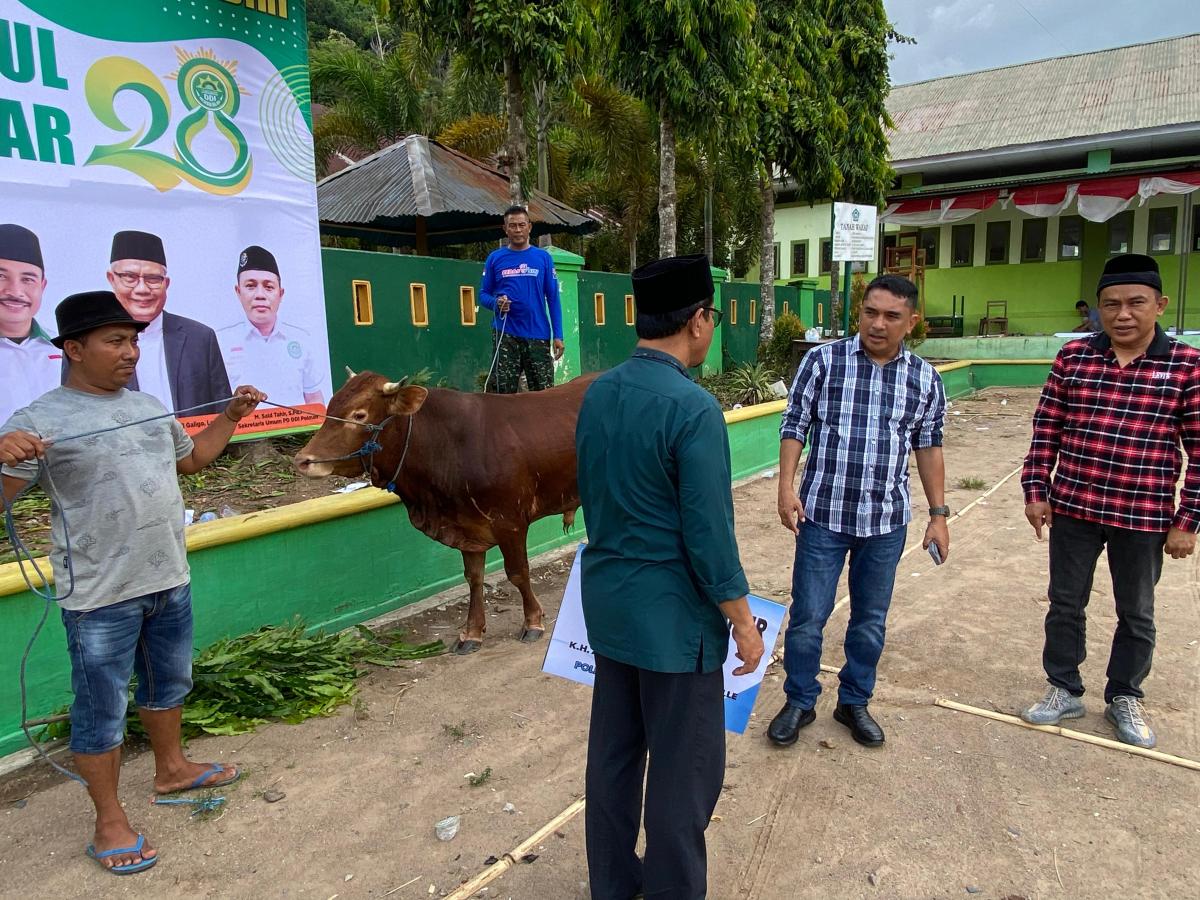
[1022,326,1200,534]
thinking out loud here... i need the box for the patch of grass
[468,767,492,787]
[956,476,987,491]
[443,721,468,740]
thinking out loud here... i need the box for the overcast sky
[884,0,1200,84]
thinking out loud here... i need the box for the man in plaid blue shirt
[768,274,948,749]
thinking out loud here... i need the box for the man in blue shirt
[1074,299,1102,332]
[479,206,563,392]
[576,254,763,900]
[769,274,949,750]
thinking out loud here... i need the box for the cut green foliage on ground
[43,620,445,743]
[956,476,987,490]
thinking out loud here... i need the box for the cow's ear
[389,385,428,416]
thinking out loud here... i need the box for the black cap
[52,290,148,348]
[0,223,44,270]
[237,244,279,278]
[1098,253,1162,296]
[110,230,166,266]
[631,254,714,315]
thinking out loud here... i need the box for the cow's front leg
[455,549,487,655]
[496,529,544,643]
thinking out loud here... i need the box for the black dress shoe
[767,703,816,746]
[833,703,885,746]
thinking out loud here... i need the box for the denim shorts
[61,583,194,755]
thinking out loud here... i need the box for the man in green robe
[576,253,764,900]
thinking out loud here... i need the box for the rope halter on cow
[279,375,417,489]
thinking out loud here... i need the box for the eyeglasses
[702,306,724,326]
[112,271,166,289]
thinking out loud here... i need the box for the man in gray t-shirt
[0,291,265,876]
[3,388,194,610]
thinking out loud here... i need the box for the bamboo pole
[444,798,587,900]
[934,699,1200,772]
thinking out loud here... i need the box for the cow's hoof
[519,627,545,644]
[454,639,483,655]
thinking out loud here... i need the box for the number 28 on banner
[85,50,253,196]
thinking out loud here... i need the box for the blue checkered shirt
[780,336,946,537]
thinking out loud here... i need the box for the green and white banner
[0,0,330,435]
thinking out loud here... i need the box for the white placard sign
[832,202,878,262]
[542,545,786,734]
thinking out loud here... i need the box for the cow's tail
[562,508,577,534]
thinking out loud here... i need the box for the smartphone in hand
[927,542,944,566]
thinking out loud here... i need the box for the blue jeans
[61,583,194,755]
[782,521,907,709]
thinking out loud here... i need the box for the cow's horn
[381,381,403,395]
[344,365,358,379]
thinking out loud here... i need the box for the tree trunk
[704,172,714,262]
[371,16,384,60]
[502,54,526,206]
[758,165,776,343]
[829,260,841,339]
[535,79,551,247]
[628,230,638,271]
[658,105,677,258]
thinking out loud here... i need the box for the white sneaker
[1020,685,1085,725]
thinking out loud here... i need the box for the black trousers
[1044,514,1165,703]
[585,654,725,900]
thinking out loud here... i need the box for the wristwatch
[928,505,950,517]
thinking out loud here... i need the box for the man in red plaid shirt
[1020,253,1200,749]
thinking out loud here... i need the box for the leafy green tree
[823,0,906,330]
[307,0,397,50]
[752,0,843,342]
[411,0,589,203]
[557,78,657,268]
[602,0,755,257]
[309,38,428,173]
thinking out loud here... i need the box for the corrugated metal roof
[886,33,1200,162]
[317,135,598,247]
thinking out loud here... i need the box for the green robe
[575,347,749,674]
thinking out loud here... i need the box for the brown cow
[293,370,596,654]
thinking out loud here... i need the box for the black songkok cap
[631,254,714,315]
[110,230,166,266]
[1098,253,1162,296]
[237,245,279,277]
[0,223,44,270]
[52,290,148,348]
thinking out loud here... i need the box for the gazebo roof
[317,134,599,248]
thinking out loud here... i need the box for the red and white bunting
[1011,183,1078,218]
[1139,171,1200,201]
[880,190,999,226]
[882,170,1200,227]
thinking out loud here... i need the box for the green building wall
[577,270,637,373]
[767,193,1200,336]
[322,248,499,391]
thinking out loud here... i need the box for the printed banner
[0,1,330,436]
[543,545,787,735]
[832,202,878,261]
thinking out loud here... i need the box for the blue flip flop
[86,833,158,875]
[176,762,241,793]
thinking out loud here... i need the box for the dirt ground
[2,387,1198,899]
